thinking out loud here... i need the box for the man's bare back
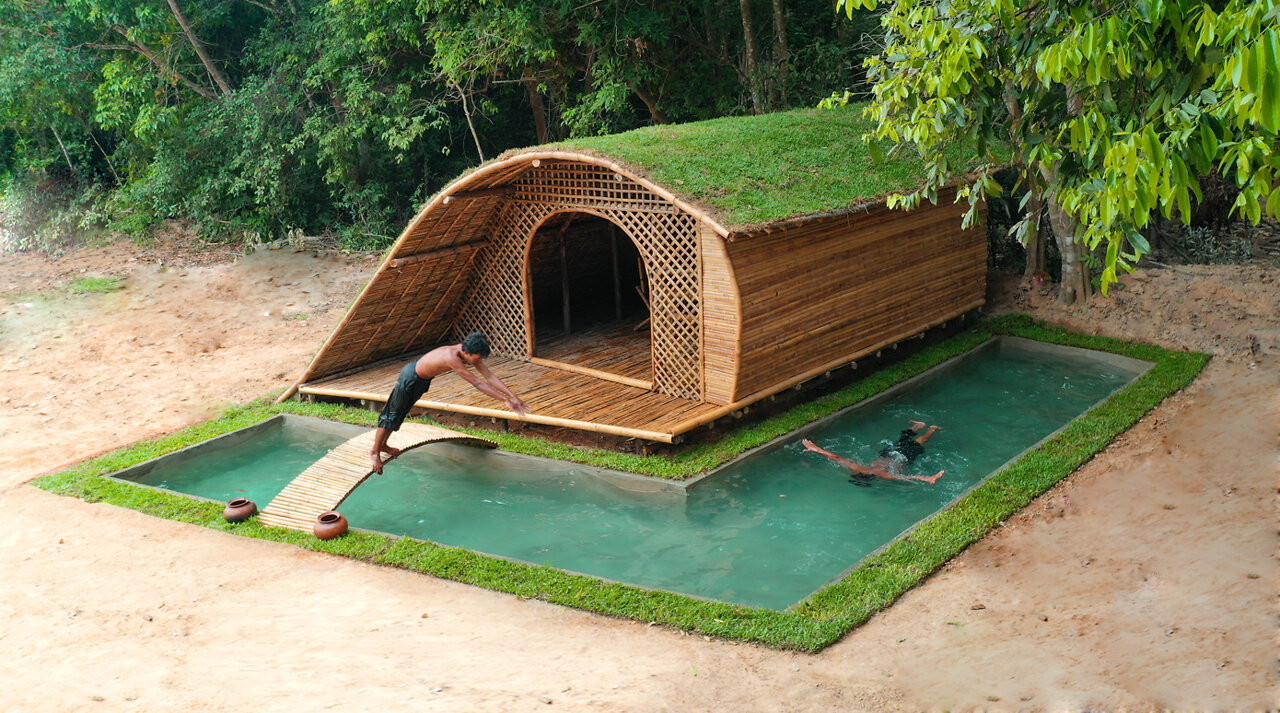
[411,343,476,379]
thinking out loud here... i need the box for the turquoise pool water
[120,339,1146,610]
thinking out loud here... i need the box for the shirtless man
[369,331,531,474]
[801,420,946,484]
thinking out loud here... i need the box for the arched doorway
[526,211,652,386]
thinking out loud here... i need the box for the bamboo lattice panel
[300,355,721,442]
[258,423,496,532]
[452,162,703,400]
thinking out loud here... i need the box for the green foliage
[0,174,106,253]
[833,0,1280,295]
[32,319,1207,650]
[2,0,884,250]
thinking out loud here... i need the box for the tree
[829,0,1280,302]
[2,0,881,252]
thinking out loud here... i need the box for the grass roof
[506,104,994,231]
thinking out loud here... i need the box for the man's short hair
[461,331,491,357]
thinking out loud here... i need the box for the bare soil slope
[1,236,1274,712]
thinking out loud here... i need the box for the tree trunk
[103,27,217,100]
[454,80,485,162]
[165,0,233,95]
[1022,190,1046,281]
[82,121,120,183]
[629,82,670,124]
[769,0,789,107]
[1039,159,1091,304]
[51,126,76,175]
[523,76,548,144]
[1046,197,1091,304]
[738,0,765,114]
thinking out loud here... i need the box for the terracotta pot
[314,511,349,540]
[223,497,257,523]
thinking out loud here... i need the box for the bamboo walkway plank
[258,423,496,533]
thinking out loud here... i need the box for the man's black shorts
[878,428,925,463]
[377,360,432,432]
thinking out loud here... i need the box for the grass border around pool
[31,315,1208,651]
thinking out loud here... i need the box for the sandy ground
[1,234,1275,712]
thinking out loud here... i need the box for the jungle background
[1,0,883,252]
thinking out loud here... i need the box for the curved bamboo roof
[281,105,990,396]
[398,104,989,246]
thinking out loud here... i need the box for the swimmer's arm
[801,439,871,475]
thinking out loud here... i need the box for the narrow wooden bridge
[259,422,496,532]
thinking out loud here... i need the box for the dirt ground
[1,230,1275,712]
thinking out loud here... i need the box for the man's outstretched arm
[453,364,530,415]
[801,439,870,474]
[473,360,531,414]
[897,470,945,484]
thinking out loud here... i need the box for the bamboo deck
[258,423,496,532]
[297,301,979,443]
[299,355,721,442]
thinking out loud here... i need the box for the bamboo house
[281,108,989,443]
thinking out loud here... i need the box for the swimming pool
[111,337,1149,610]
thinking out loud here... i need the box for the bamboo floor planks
[533,320,653,382]
[296,304,976,443]
[300,354,719,442]
[258,423,496,532]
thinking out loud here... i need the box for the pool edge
[28,316,1210,652]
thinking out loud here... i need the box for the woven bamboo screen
[452,161,704,400]
[301,195,504,381]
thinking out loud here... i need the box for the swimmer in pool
[801,420,945,484]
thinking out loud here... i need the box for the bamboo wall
[301,199,509,381]
[700,221,740,405]
[727,194,987,402]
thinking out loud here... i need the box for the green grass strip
[31,315,1207,651]
[68,275,125,294]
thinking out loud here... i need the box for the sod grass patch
[32,315,1208,651]
[502,104,1009,231]
[67,275,125,294]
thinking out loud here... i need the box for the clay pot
[223,497,257,523]
[314,511,349,540]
